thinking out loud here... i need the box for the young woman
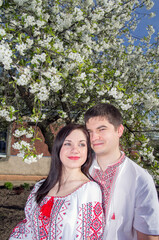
[9,124,105,240]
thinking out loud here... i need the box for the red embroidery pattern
[92,155,125,216]
[9,219,29,239]
[10,182,104,239]
[76,202,104,239]
[9,185,38,239]
[33,198,68,239]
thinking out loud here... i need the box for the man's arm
[137,231,159,240]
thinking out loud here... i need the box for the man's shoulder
[123,156,154,184]
[124,156,148,172]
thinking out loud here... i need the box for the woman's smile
[68,156,80,160]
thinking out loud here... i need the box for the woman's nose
[71,145,79,152]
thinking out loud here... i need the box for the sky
[133,0,159,43]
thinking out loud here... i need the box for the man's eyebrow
[87,125,107,131]
[97,125,107,129]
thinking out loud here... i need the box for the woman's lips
[68,156,80,160]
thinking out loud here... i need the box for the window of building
[0,131,7,157]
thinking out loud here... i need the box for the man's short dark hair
[84,103,122,128]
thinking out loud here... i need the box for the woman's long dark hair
[36,123,93,204]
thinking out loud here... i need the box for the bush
[21,183,30,190]
[4,182,13,190]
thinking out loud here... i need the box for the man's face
[86,117,124,158]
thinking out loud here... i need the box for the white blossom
[147,25,155,35]
[37,86,50,101]
[24,15,35,28]
[29,116,39,122]
[145,0,154,10]
[68,52,84,63]
[149,12,156,18]
[82,96,90,103]
[74,8,84,21]
[0,107,16,122]
[0,28,6,36]
[0,0,158,177]
[26,38,34,48]
[50,75,62,91]
[12,142,22,150]
[13,66,31,86]
[13,128,34,138]
[79,72,86,80]
[120,102,131,110]
[12,140,30,150]
[31,53,46,65]
[17,151,25,158]
[37,153,43,159]
[0,44,12,69]
[14,129,27,138]
[36,20,46,28]
[13,0,28,6]
[114,70,120,77]
[24,155,37,164]
[108,87,123,99]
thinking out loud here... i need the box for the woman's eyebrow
[64,139,86,142]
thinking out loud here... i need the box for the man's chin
[92,148,105,156]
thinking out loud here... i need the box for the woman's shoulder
[31,179,46,194]
[35,179,46,187]
[83,180,101,190]
[73,180,102,203]
[83,180,102,193]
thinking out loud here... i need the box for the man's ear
[118,124,124,137]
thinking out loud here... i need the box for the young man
[84,103,159,240]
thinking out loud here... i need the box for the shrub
[4,182,13,190]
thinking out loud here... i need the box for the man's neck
[96,151,122,171]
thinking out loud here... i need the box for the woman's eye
[79,143,86,147]
[64,142,71,146]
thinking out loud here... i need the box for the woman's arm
[9,181,43,239]
[76,181,105,239]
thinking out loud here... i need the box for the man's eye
[99,128,106,131]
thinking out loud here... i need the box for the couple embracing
[9,103,159,240]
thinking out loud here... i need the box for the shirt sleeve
[133,172,159,235]
[76,181,105,239]
[9,181,43,240]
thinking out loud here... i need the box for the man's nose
[90,132,100,142]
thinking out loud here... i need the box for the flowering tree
[0,0,158,182]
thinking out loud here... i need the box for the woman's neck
[61,168,89,184]
[48,170,89,197]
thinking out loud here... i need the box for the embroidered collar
[92,152,126,172]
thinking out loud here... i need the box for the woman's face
[60,129,88,171]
